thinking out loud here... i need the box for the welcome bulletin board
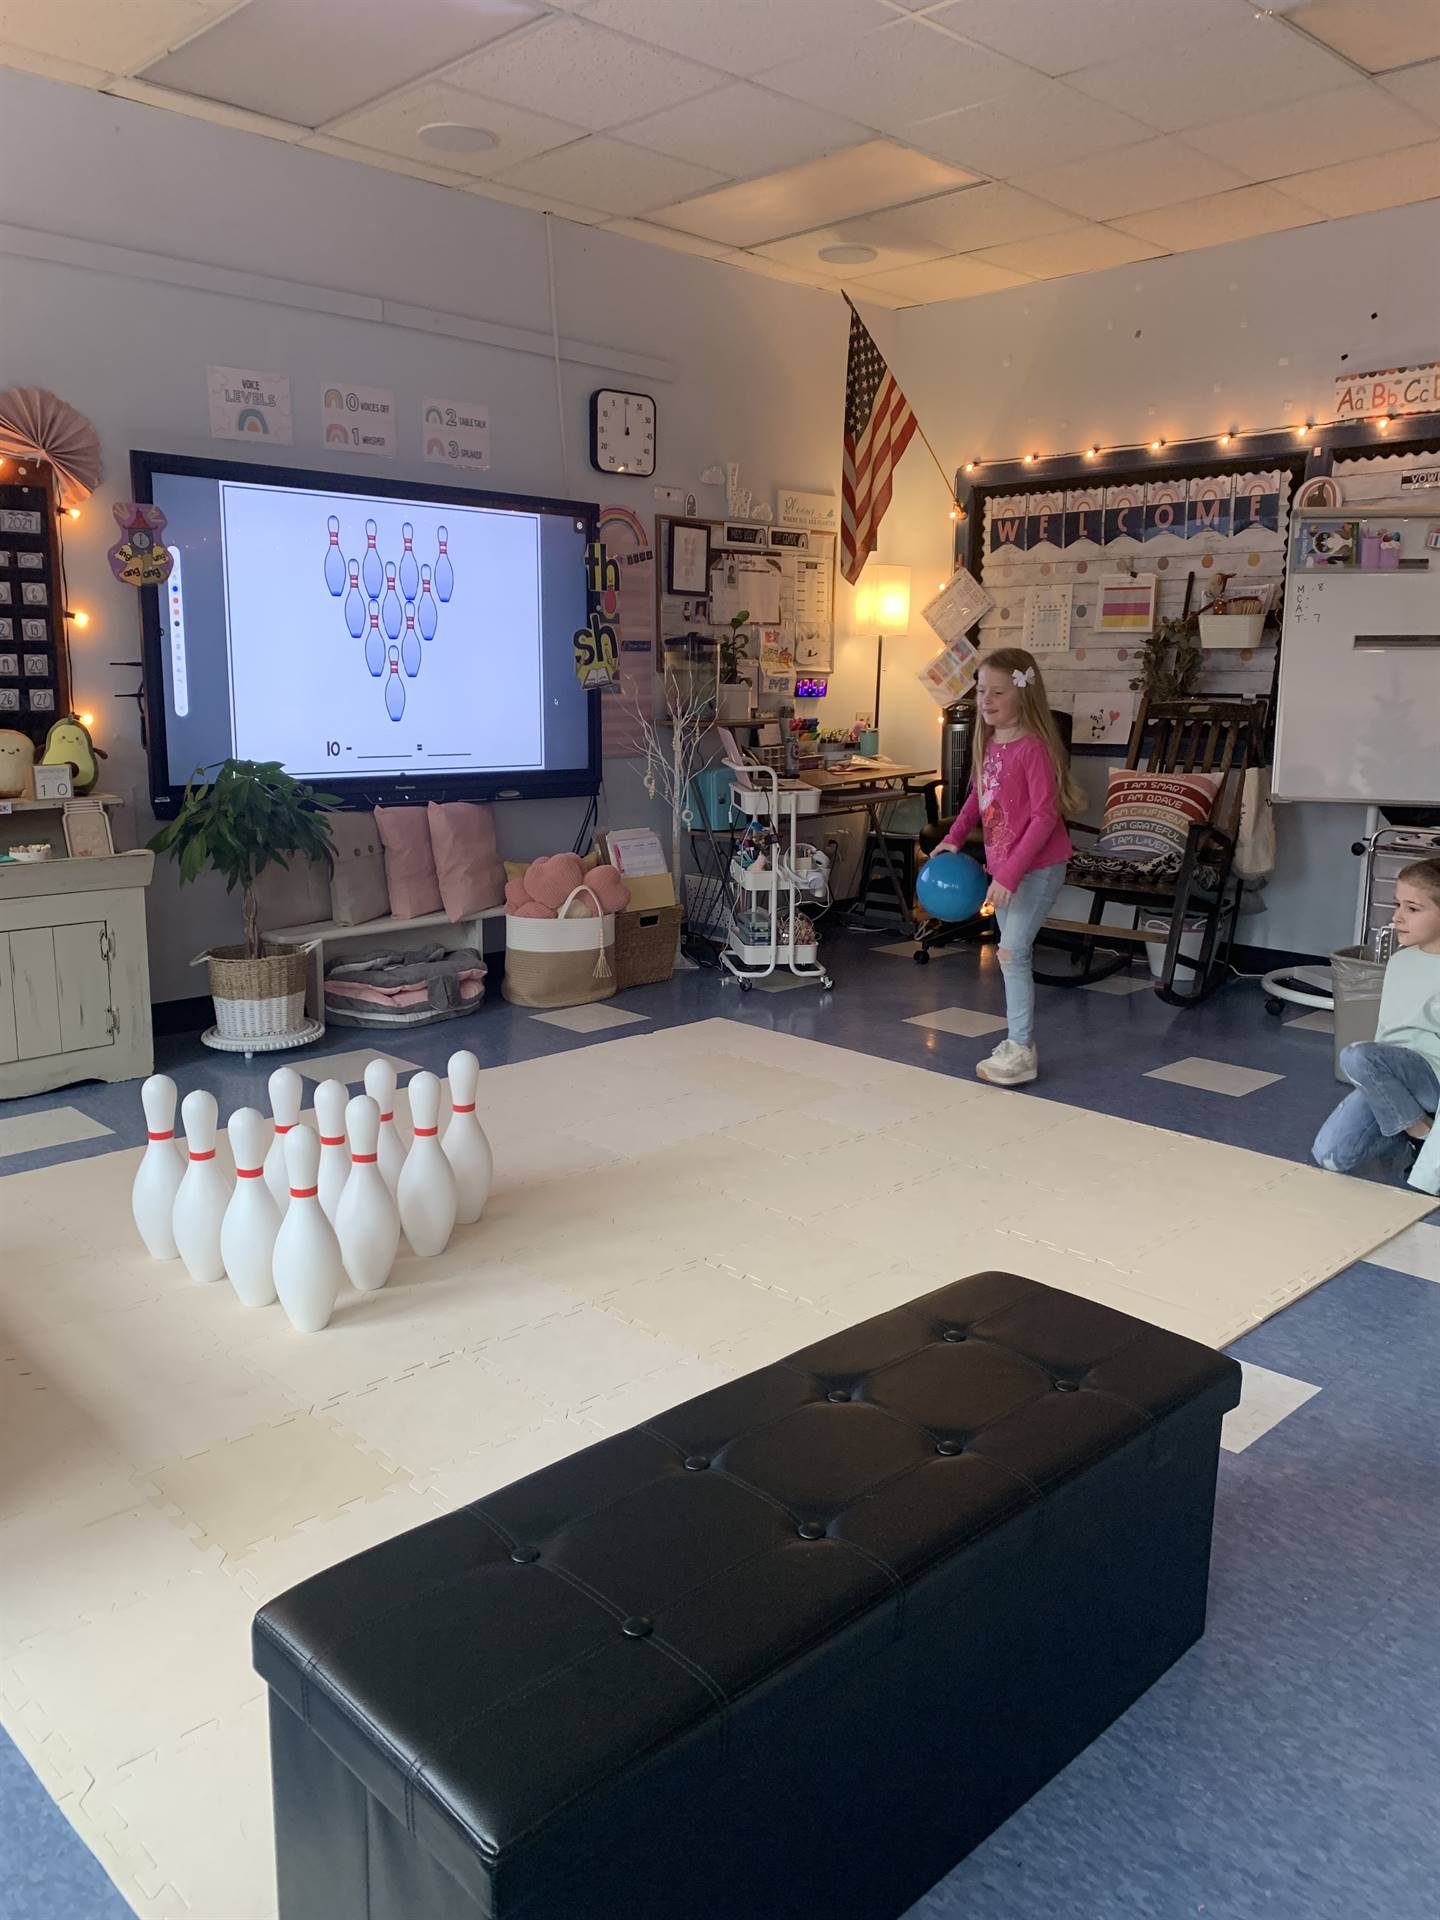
[964,462,1294,746]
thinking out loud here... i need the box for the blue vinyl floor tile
[1,930,1434,1918]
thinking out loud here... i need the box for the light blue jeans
[1312,1042,1439,1175]
[995,861,1067,1049]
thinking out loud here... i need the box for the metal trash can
[1329,945,1385,1084]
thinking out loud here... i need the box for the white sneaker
[976,1039,1038,1086]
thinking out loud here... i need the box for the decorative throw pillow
[427,801,506,921]
[1093,769,1220,864]
[328,811,390,927]
[373,805,442,919]
[504,850,600,883]
[252,852,331,932]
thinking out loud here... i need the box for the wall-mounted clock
[590,388,656,476]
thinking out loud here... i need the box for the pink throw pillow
[428,802,506,922]
[504,876,533,912]
[526,852,587,911]
[587,864,631,913]
[373,805,442,920]
[510,900,555,919]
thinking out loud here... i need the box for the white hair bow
[1011,666,1036,689]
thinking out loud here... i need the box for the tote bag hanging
[502,885,617,1009]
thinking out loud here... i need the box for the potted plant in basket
[149,759,337,1042]
[717,610,752,723]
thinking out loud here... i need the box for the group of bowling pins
[325,513,453,726]
[131,1052,492,1335]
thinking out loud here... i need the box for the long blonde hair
[972,646,1086,819]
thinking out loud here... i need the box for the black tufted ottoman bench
[254,1272,1240,1920]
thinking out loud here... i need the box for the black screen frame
[131,449,602,817]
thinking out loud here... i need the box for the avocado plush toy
[39,713,107,794]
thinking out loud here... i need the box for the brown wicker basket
[613,905,682,989]
[206,944,309,1040]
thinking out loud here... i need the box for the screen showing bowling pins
[142,459,594,798]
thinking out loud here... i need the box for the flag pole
[843,289,961,509]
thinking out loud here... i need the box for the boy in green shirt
[1314,858,1440,1195]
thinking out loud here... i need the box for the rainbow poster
[206,365,292,444]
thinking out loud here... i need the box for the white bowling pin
[364,1059,406,1198]
[442,1050,492,1225]
[172,1090,231,1284]
[132,1073,185,1259]
[220,1108,279,1309]
[313,1079,350,1225]
[397,1070,457,1257]
[264,1066,304,1217]
[272,1127,342,1334]
[335,1095,400,1291]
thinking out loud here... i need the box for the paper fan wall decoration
[0,387,102,508]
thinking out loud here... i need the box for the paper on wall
[710,551,782,626]
[922,567,993,646]
[1022,583,1072,654]
[917,638,978,708]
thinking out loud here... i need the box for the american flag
[840,299,918,585]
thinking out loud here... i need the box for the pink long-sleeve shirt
[942,733,1072,893]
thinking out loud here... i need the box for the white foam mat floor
[0,1021,1429,1918]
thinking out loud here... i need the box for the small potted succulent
[149,758,336,1041]
[717,610,753,722]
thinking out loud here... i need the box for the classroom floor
[1,929,1436,1920]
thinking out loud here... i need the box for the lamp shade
[855,563,911,633]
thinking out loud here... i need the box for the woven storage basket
[614,904,682,989]
[206,944,309,1040]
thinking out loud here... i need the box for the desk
[801,762,937,933]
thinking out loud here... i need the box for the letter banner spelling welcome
[987,472,1285,556]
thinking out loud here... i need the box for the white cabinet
[0,851,155,1098]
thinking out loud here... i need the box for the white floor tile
[531,1004,650,1032]
[1366,1220,1440,1283]
[1286,1010,1335,1034]
[1221,1360,1320,1454]
[746,972,820,994]
[1080,974,1152,996]
[1145,1057,1284,1097]
[904,1006,1009,1039]
[297,1046,419,1085]
[0,1107,112,1157]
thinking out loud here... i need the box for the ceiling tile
[1113,183,1323,251]
[326,81,584,178]
[908,78,1152,176]
[1285,0,1440,72]
[0,38,112,86]
[872,182,1080,250]
[0,0,228,74]
[580,0,895,78]
[466,179,609,223]
[445,15,718,132]
[300,134,475,188]
[1381,57,1440,121]
[925,0,1254,80]
[1011,137,1249,220]
[1069,18,1357,131]
[492,134,727,217]
[621,83,868,178]
[751,217,949,277]
[600,219,734,258]
[857,254,1035,304]
[139,0,542,128]
[714,250,844,291]
[971,223,1166,279]
[1183,82,1433,178]
[1272,138,1440,216]
[104,77,307,143]
[647,139,977,247]
[754,17,1033,131]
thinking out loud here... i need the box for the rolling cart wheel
[913,948,931,966]
[821,974,835,990]
[1264,997,1284,1016]
[739,978,753,993]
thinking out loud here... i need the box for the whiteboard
[1273,560,1440,803]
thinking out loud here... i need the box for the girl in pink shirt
[939,648,1082,1085]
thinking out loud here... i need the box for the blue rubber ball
[915,851,989,923]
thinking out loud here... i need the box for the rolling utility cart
[721,761,833,993]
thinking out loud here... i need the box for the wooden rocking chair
[1035,695,1267,1007]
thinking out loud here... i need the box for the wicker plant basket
[206,944,309,1040]
[614,905,682,990]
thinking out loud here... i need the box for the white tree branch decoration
[629,670,712,957]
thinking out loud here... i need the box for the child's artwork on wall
[1022,582,1072,654]
[1094,573,1157,636]
[1073,692,1136,748]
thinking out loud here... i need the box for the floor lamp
[854,563,911,745]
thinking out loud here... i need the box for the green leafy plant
[1129,613,1203,703]
[149,759,338,959]
[718,610,751,684]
